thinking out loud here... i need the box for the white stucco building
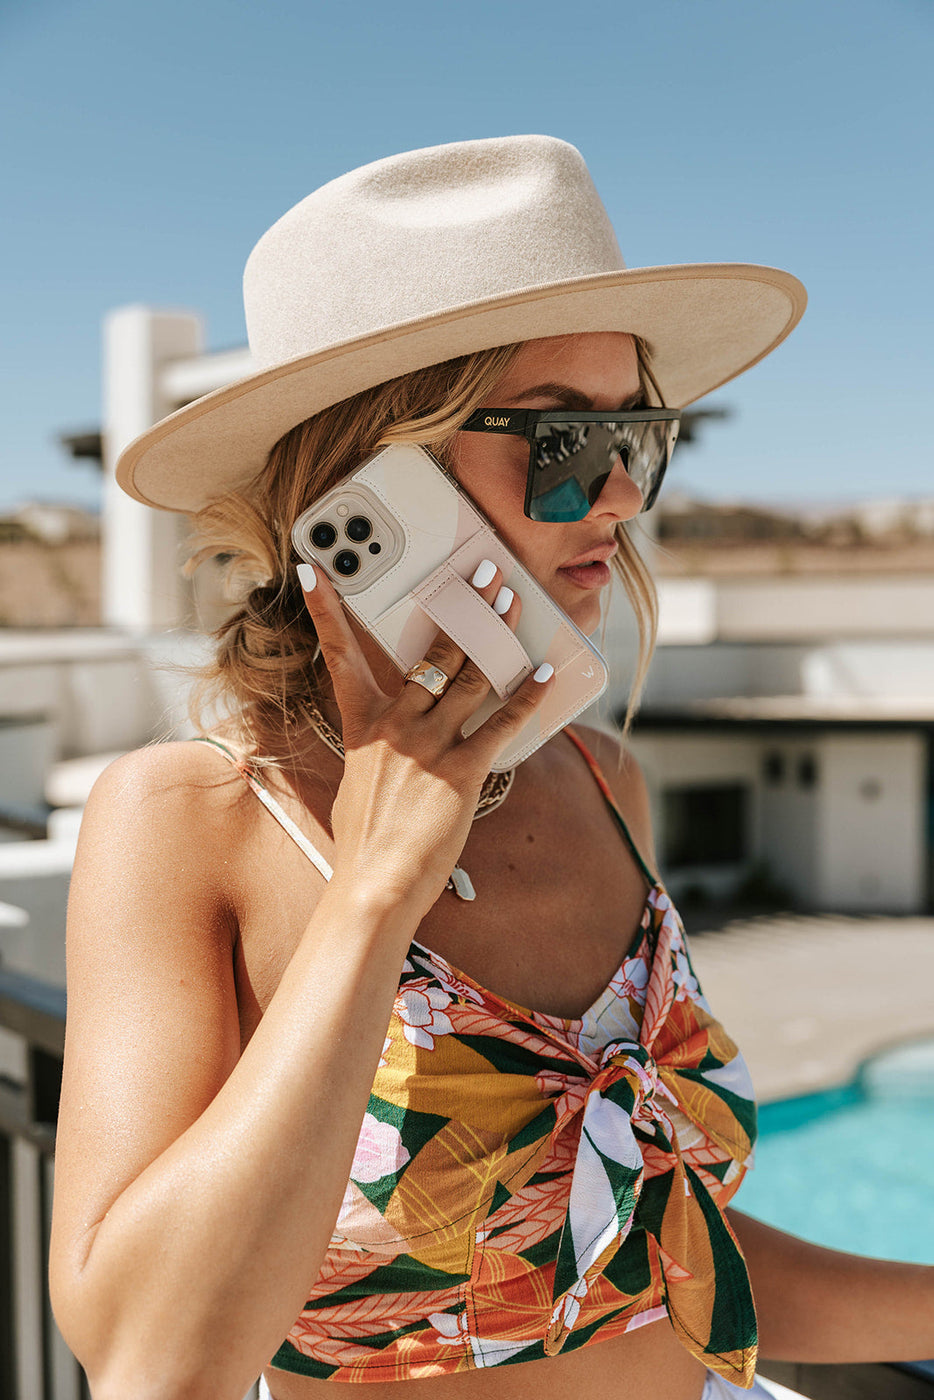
[621,583,934,915]
[2,305,933,1000]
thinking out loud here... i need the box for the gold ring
[404,659,451,699]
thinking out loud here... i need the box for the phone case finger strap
[413,561,533,698]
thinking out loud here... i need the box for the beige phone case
[292,444,608,769]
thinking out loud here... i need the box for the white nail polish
[533,662,554,683]
[471,558,497,589]
[493,586,514,615]
[296,562,317,591]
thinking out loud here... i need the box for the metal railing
[1,965,930,1400]
[0,966,87,1400]
[761,1358,934,1398]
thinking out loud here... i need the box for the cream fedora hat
[116,135,806,513]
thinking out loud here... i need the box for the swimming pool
[735,1038,934,1264]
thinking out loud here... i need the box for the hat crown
[243,135,625,370]
[116,132,806,515]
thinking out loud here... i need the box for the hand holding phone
[291,444,608,769]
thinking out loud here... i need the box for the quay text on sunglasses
[460,408,681,522]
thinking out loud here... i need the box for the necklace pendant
[303,704,513,906]
[446,865,476,901]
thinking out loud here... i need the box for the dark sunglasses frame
[459,407,681,521]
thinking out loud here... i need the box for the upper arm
[573,724,658,875]
[51,744,244,1288]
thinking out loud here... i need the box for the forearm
[728,1209,934,1364]
[56,876,417,1400]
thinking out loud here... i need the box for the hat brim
[116,262,806,513]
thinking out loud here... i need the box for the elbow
[93,1378,253,1400]
[51,1284,252,1400]
[83,1356,258,1400]
[50,1243,264,1400]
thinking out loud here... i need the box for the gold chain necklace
[304,701,515,901]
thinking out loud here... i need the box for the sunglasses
[459,407,681,522]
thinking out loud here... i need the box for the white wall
[628,732,763,901]
[655,578,717,645]
[758,740,821,905]
[640,638,934,710]
[102,309,255,633]
[0,718,56,813]
[817,733,926,911]
[102,307,203,631]
[641,642,810,707]
[0,631,210,763]
[799,642,934,700]
[653,574,934,646]
[714,576,934,640]
[629,728,929,914]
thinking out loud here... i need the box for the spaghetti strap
[192,736,333,884]
[563,728,659,887]
[194,730,651,893]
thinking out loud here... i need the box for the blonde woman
[49,137,933,1400]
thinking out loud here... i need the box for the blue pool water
[736,1038,934,1264]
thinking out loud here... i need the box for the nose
[586,453,644,522]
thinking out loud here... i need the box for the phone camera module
[333,550,360,577]
[345,516,372,543]
[310,522,337,549]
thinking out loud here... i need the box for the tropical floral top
[199,731,759,1387]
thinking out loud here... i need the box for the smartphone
[291,443,608,770]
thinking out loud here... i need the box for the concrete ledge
[689,912,934,1102]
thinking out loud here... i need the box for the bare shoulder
[85,735,246,809]
[80,740,251,869]
[570,724,657,872]
[74,739,257,924]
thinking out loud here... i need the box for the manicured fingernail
[296,563,316,592]
[471,558,497,589]
[493,586,514,615]
[533,662,554,683]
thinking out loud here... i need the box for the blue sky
[2,0,932,512]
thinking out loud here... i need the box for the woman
[49,137,933,1400]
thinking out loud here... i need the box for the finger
[460,661,555,769]
[396,558,503,715]
[397,554,512,716]
[295,564,383,722]
[492,583,521,629]
[437,584,526,730]
[468,556,503,608]
[397,629,470,714]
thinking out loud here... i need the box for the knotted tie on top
[276,887,758,1385]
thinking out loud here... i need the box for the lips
[556,541,618,593]
[559,541,619,570]
[558,560,612,590]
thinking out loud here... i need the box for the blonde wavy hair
[184,338,660,761]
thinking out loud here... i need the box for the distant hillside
[3,496,933,628]
[654,494,934,576]
[0,506,101,626]
[0,538,101,626]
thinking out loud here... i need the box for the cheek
[451,436,528,522]
[451,436,555,573]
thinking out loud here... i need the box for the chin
[567,595,603,636]
[542,569,605,636]
[583,604,604,637]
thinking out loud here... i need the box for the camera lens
[345,516,372,542]
[310,522,337,549]
[333,550,360,576]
